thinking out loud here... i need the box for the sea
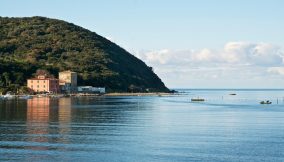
[0,89,284,162]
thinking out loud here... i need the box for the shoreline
[0,92,176,99]
[104,92,174,96]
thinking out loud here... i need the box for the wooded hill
[0,16,169,92]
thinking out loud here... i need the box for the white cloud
[133,42,284,88]
[267,67,284,75]
[192,48,217,62]
[223,42,283,66]
[138,49,172,64]
[136,42,283,67]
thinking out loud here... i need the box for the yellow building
[59,71,77,93]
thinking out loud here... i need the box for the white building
[77,86,106,94]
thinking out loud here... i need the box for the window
[31,80,33,83]
[37,85,39,88]
[37,80,39,83]
[44,85,45,88]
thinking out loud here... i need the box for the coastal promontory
[0,16,169,92]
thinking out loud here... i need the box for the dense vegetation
[0,16,169,93]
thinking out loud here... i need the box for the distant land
[0,16,169,92]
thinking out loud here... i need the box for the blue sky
[1,0,284,88]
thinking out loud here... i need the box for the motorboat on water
[260,100,272,104]
[191,98,205,102]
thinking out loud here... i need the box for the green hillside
[0,16,169,93]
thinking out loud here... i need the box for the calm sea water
[0,89,284,162]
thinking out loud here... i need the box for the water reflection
[0,99,27,121]
[58,98,72,144]
[27,98,51,123]
[26,98,73,143]
[0,91,283,161]
[26,98,53,150]
[58,98,72,125]
[0,96,171,161]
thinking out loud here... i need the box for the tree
[18,86,32,95]
[3,72,11,87]
[0,75,5,87]
[34,69,54,78]
[14,72,24,84]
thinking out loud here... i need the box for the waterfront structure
[77,86,105,94]
[27,75,60,93]
[59,71,77,93]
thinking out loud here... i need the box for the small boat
[260,100,272,104]
[37,94,47,98]
[229,93,237,95]
[2,92,16,100]
[3,94,15,100]
[18,95,33,99]
[191,98,205,102]
[50,94,64,98]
